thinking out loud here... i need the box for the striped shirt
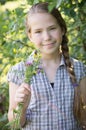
[7,54,86,130]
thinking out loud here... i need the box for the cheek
[59,32,63,40]
[53,31,63,41]
[32,36,41,47]
[34,37,41,44]
[31,34,40,43]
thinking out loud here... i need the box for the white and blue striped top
[7,54,86,130]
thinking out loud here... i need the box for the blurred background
[0,0,86,129]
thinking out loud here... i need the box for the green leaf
[56,0,63,8]
[33,0,39,4]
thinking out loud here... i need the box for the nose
[43,30,51,41]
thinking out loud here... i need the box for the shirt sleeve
[7,61,25,85]
[73,59,86,82]
[79,62,86,78]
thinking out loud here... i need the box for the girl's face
[28,13,64,57]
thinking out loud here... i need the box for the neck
[41,51,61,66]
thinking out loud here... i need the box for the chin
[43,50,57,55]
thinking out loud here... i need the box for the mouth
[43,42,55,48]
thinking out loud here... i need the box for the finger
[16,97,24,103]
[16,93,25,98]
[22,87,31,96]
[15,94,28,103]
[21,83,31,91]
[17,85,30,94]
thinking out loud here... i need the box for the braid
[61,37,80,120]
[61,36,77,84]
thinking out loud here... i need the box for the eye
[35,30,41,34]
[50,27,56,30]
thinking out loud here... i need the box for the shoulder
[8,61,26,76]
[7,61,26,85]
[72,57,84,65]
[7,50,36,85]
[71,57,86,80]
[10,61,25,71]
[71,58,86,69]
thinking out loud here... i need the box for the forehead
[28,13,58,30]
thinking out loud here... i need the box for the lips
[43,42,55,48]
[43,42,55,46]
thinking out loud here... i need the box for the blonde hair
[26,2,77,85]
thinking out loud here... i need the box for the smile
[42,43,55,49]
[43,43,55,46]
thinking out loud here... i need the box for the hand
[15,83,31,109]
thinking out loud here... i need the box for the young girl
[7,2,86,130]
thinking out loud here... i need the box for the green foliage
[0,0,86,129]
[0,0,15,5]
[60,0,86,63]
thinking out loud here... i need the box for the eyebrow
[33,24,57,31]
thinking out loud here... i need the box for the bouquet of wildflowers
[7,50,42,130]
[25,50,42,83]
